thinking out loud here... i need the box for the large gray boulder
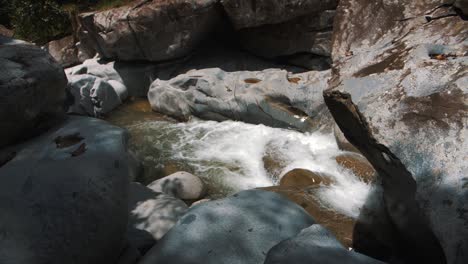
[138,189,314,264]
[127,183,188,254]
[0,36,67,148]
[265,225,385,264]
[44,35,80,68]
[220,0,338,29]
[324,1,467,263]
[148,68,331,131]
[78,0,220,61]
[0,116,134,264]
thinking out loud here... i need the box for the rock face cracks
[324,0,467,263]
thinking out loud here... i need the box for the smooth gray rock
[78,0,220,61]
[265,225,385,264]
[127,183,188,254]
[0,116,134,264]
[324,1,467,263]
[148,68,332,131]
[67,74,127,117]
[0,37,67,148]
[138,189,315,264]
[220,0,338,29]
[148,171,206,200]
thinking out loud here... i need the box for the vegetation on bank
[0,0,135,44]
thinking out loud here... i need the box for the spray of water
[127,119,372,219]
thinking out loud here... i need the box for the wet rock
[127,183,188,254]
[148,68,332,131]
[0,116,134,264]
[220,0,338,29]
[0,37,67,148]
[265,225,385,264]
[116,243,141,264]
[259,186,355,248]
[280,168,334,187]
[335,154,376,184]
[324,0,467,263]
[148,171,206,201]
[78,0,220,61]
[138,189,314,264]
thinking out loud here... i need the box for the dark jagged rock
[324,1,467,263]
[220,0,338,29]
[0,37,67,148]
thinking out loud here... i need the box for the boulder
[259,186,355,248]
[148,171,206,200]
[220,0,338,29]
[280,168,334,187]
[264,225,385,264]
[67,74,127,117]
[138,189,314,264]
[0,25,13,37]
[0,116,134,264]
[324,1,467,263]
[335,154,376,184]
[78,0,220,61]
[44,35,80,68]
[148,68,332,131]
[127,183,188,254]
[238,10,335,59]
[0,37,67,148]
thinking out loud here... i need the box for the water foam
[128,119,372,218]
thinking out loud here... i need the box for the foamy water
[125,118,372,219]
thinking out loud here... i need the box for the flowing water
[108,99,372,219]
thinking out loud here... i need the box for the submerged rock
[0,37,67,148]
[259,186,355,248]
[0,116,134,264]
[148,171,206,200]
[148,68,331,131]
[127,183,188,254]
[138,189,314,264]
[324,0,467,263]
[280,168,334,187]
[78,0,220,61]
[335,153,376,184]
[264,225,385,264]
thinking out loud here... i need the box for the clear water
[124,118,372,219]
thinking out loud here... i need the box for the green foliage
[0,0,12,27]
[10,0,72,44]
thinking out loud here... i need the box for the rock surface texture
[78,0,220,61]
[264,225,385,264]
[220,0,338,29]
[148,171,206,200]
[138,189,314,264]
[127,183,188,254]
[0,37,67,148]
[324,1,467,263]
[0,117,134,264]
[44,35,81,68]
[148,68,331,131]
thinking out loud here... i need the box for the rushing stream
[108,99,372,219]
